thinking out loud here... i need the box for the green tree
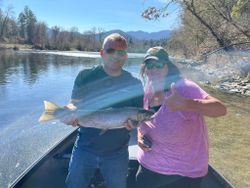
[18,12,26,39]
[17,6,37,44]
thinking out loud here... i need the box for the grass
[205,87,250,188]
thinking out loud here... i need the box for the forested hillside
[0,0,249,57]
[142,0,250,57]
[0,4,169,52]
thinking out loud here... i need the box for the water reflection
[0,51,103,86]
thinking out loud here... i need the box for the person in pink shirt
[135,46,227,188]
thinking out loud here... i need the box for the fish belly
[78,111,128,129]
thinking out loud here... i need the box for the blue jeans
[66,145,129,188]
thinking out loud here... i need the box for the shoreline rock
[205,76,250,96]
[196,75,250,97]
[174,52,250,97]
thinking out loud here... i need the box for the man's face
[100,40,128,71]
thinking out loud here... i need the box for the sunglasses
[145,62,166,69]
[105,48,127,56]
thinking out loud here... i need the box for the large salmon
[39,101,154,130]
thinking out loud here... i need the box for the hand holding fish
[165,83,186,112]
[59,103,78,127]
[137,129,152,152]
[61,111,78,127]
[123,119,139,130]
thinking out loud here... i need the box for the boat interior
[10,129,234,188]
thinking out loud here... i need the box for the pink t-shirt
[137,79,209,177]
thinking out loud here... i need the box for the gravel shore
[174,51,250,96]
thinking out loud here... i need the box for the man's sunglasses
[144,62,166,69]
[105,48,127,56]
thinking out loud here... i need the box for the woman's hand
[165,83,186,112]
[137,129,152,152]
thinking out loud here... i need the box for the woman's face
[144,59,168,81]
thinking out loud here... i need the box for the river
[0,50,249,188]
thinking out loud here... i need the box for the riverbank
[1,46,249,96]
[174,51,250,97]
[0,43,33,50]
[210,76,250,96]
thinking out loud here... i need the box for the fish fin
[99,129,108,135]
[38,101,62,122]
[38,112,55,122]
[44,100,61,111]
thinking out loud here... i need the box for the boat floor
[10,129,234,188]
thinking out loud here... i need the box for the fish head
[137,109,154,122]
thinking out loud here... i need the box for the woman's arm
[165,84,227,117]
[183,95,227,117]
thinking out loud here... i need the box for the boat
[10,129,235,188]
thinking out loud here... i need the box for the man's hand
[165,83,186,112]
[59,104,79,127]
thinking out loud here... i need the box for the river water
[0,50,249,188]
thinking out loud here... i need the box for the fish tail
[38,101,62,122]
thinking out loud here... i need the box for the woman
[135,46,227,188]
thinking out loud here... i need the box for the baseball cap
[144,46,170,63]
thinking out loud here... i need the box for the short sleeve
[71,70,90,99]
[131,79,144,108]
[120,71,144,108]
[176,79,209,100]
[174,79,209,120]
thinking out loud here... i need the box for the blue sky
[3,0,181,32]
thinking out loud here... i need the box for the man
[62,33,143,188]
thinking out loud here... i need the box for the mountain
[101,29,132,40]
[102,29,172,40]
[126,30,172,40]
